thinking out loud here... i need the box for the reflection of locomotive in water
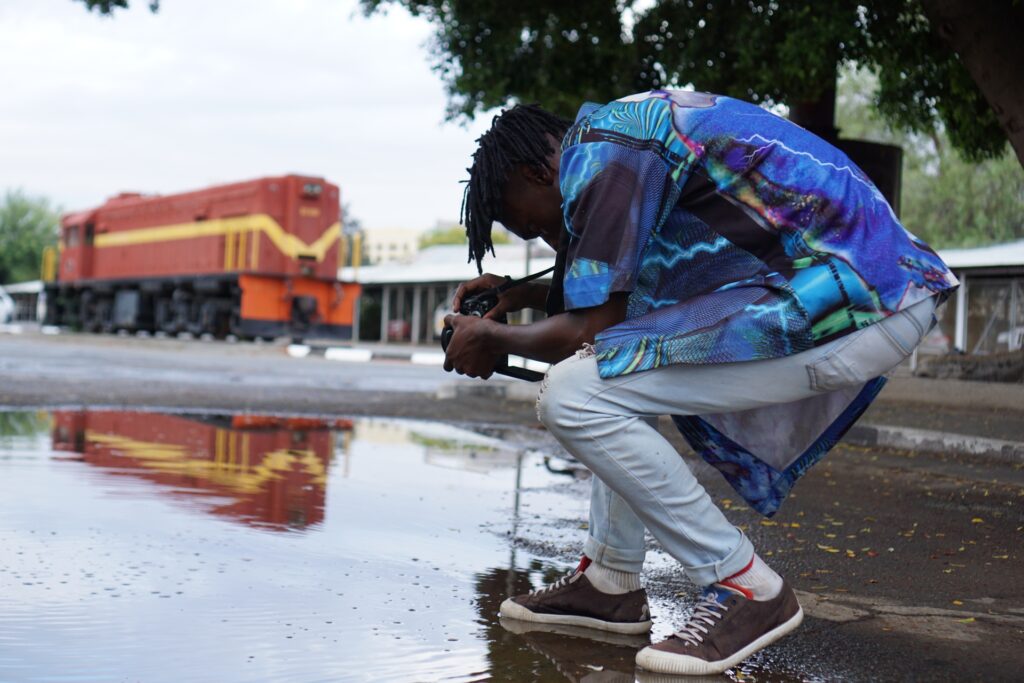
[42,175,360,340]
[52,411,352,530]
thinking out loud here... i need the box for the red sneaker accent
[576,555,593,573]
[725,554,755,581]
[719,580,754,600]
[720,554,757,599]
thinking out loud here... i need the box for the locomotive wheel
[228,306,244,339]
[80,292,100,333]
[97,298,114,333]
[198,299,231,339]
[170,288,193,335]
[154,296,175,335]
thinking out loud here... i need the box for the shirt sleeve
[559,137,681,311]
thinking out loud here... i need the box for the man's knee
[536,349,600,431]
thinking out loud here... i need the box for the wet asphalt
[1,331,1022,682]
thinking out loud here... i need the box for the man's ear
[521,163,555,187]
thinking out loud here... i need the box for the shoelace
[673,594,728,646]
[529,569,580,596]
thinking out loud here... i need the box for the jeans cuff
[583,535,646,573]
[683,531,755,586]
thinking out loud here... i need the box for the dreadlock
[461,104,572,273]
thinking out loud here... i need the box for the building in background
[360,227,424,265]
[930,239,1024,356]
[340,242,556,344]
[0,280,42,322]
[341,239,1024,358]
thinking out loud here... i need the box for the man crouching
[443,91,956,676]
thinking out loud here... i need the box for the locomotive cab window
[66,226,80,248]
[85,224,95,246]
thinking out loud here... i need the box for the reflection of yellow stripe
[94,214,341,264]
[86,429,328,493]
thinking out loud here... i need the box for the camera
[458,290,500,318]
[440,287,544,382]
[440,289,500,352]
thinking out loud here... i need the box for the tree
[73,0,158,13]
[419,223,509,249]
[361,0,1023,166]
[0,191,60,285]
[836,68,1024,248]
[341,201,363,236]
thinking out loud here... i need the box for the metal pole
[380,285,390,343]
[521,242,534,325]
[425,286,437,341]
[352,290,361,342]
[411,285,422,345]
[954,271,968,352]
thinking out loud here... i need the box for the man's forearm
[484,313,591,364]
[484,293,628,364]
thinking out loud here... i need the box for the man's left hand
[442,314,500,379]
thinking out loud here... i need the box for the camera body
[458,290,500,318]
[440,289,500,351]
[439,287,544,382]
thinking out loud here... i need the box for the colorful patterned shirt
[557,90,958,516]
[559,90,958,377]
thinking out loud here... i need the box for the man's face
[499,163,564,249]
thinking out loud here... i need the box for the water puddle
[0,410,822,682]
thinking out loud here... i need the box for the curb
[292,343,446,365]
[295,344,548,375]
[844,423,1024,463]
[435,379,540,403]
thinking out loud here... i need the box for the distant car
[0,288,15,323]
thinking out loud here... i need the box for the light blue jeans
[536,297,936,586]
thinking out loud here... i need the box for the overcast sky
[0,0,497,232]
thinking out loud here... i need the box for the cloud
[0,0,494,230]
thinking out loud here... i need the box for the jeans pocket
[807,318,915,392]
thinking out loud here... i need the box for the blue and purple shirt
[557,90,957,515]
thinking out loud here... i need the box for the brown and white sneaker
[499,567,653,635]
[636,581,803,675]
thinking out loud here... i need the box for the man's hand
[442,313,501,379]
[452,273,546,320]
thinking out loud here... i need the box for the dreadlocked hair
[461,103,572,273]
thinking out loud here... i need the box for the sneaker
[635,581,803,675]
[499,568,653,635]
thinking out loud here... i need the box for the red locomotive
[42,175,360,340]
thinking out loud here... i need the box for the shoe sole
[635,605,804,675]
[499,597,653,635]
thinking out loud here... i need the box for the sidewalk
[322,341,1024,461]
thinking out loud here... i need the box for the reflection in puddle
[52,411,348,531]
[0,410,817,682]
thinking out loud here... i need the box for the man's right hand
[453,273,533,320]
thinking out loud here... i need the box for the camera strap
[496,265,556,294]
